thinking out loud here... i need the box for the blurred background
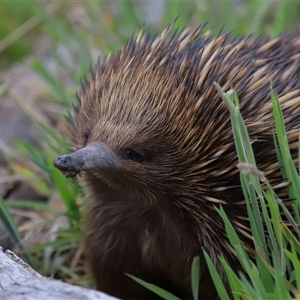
[0,0,300,287]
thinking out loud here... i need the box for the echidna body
[54,24,300,299]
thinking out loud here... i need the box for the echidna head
[53,20,300,212]
[53,26,248,216]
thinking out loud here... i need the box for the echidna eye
[125,150,146,163]
[82,131,89,146]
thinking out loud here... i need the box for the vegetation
[0,1,300,298]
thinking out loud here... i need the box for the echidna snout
[54,142,118,178]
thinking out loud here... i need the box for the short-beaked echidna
[53,23,300,299]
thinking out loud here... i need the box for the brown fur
[69,25,300,299]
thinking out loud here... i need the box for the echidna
[53,23,300,299]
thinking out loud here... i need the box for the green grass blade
[7,200,61,214]
[0,198,31,264]
[280,222,300,255]
[204,252,230,300]
[0,198,23,246]
[284,249,300,294]
[271,88,300,222]
[127,275,181,300]
[191,256,200,300]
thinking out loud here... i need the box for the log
[0,247,119,300]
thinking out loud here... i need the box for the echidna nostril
[54,155,74,171]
